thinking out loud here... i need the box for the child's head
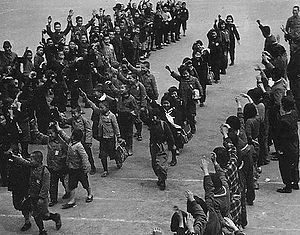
[36,46,44,56]
[25,50,33,61]
[213,147,230,168]
[76,16,83,26]
[178,65,190,80]
[81,35,88,43]
[98,101,109,114]
[225,115,241,131]
[247,88,263,105]
[226,15,234,23]
[243,103,257,120]
[54,22,62,32]
[282,95,295,112]
[47,124,58,141]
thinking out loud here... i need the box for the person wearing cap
[0,41,18,76]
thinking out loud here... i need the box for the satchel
[115,139,129,163]
[179,123,193,144]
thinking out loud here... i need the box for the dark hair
[31,151,44,163]
[54,22,61,27]
[247,88,263,105]
[187,195,208,215]
[213,147,230,168]
[282,95,295,112]
[178,64,189,75]
[293,5,300,10]
[168,86,178,93]
[243,103,257,121]
[226,116,241,130]
[262,26,271,36]
[37,45,44,51]
[72,128,83,141]
[76,16,83,21]
[226,15,234,22]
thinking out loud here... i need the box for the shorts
[68,169,90,191]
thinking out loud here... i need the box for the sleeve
[83,118,93,144]
[204,175,215,210]
[46,24,53,38]
[139,83,147,108]
[77,143,91,173]
[215,163,229,190]
[223,138,238,177]
[150,75,159,100]
[286,19,291,33]
[63,20,72,35]
[233,25,240,40]
[273,87,284,114]
[111,113,120,137]
[237,107,245,131]
[189,201,207,235]
[39,167,50,199]
[85,18,95,29]
[170,71,182,82]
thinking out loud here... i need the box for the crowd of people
[0,0,300,234]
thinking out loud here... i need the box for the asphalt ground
[1,0,300,234]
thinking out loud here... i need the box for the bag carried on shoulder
[179,123,193,144]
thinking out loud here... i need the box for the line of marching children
[169,15,300,235]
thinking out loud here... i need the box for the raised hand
[68,9,74,17]
[185,190,194,201]
[48,16,52,24]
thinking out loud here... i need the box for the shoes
[229,62,234,66]
[86,195,93,203]
[220,70,226,75]
[39,229,48,235]
[175,150,180,155]
[199,103,204,107]
[277,187,292,193]
[54,213,62,230]
[171,40,176,43]
[191,128,196,134]
[292,183,299,190]
[261,159,270,165]
[20,222,31,231]
[128,149,133,156]
[101,171,109,177]
[137,135,142,141]
[49,201,58,207]
[214,80,219,84]
[62,192,71,199]
[169,161,177,166]
[62,203,77,209]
